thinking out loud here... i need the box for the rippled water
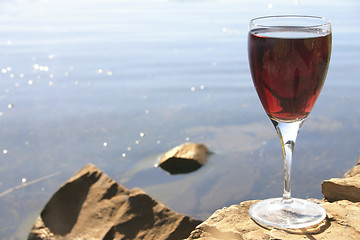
[0,0,360,239]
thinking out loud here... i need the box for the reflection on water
[0,0,360,239]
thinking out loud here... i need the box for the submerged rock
[28,164,202,240]
[157,142,211,174]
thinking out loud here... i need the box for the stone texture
[344,155,360,178]
[322,156,360,203]
[322,175,360,202]
[186,200,360,240]
[28,164,202,240]
[27,154,360,240]
[157,142,211,174]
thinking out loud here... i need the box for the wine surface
[248,28,332,121]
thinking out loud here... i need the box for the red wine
[248,29,331,121]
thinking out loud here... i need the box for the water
[0,0,359,239]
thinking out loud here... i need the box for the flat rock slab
[186,200,360,240]
[322,175,360,202]
[28,164,202,240]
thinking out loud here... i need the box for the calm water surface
[0,0,360,239]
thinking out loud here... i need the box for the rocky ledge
[28,153,360,240]
[186,200,360,240]
[187,155,360,240]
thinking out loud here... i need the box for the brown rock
[28,164,202,240]
[322,175,360,202]
[322,156,360,203]
[186,200,360,240]
[157,143,211,174]
[344,155,360,177]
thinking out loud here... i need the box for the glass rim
[250,15,331,29]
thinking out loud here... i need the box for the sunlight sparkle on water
[33,64,49,72]
[3,149,8,154]
[21,178,27,183]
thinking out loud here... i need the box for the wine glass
[247,15,332,229]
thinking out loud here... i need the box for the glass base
[249,197,326,229]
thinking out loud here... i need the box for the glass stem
[271,119,305,204]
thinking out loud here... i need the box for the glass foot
[249,198,326,229]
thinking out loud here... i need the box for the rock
[28,164,202,240]
[322,175,360,202]
[157,143,211,174]
[344,155,360,177]
[322,155,360,203]
[186,200,360,240]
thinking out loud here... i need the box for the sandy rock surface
[186,200,360,240]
